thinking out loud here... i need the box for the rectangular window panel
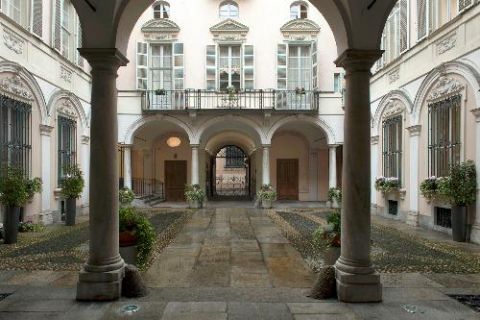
[382,115,402,183]
[58,116,76,185]
[417,0,428,39]
[435,207,452,228]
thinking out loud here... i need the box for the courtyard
[0,207,480,319]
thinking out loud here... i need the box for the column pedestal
[334,49,383,303]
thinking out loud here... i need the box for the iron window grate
[388,200,398,216]
[435,207,452,229]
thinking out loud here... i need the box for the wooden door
[165,161,187,202]
[277,159,299,200]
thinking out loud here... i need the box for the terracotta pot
[119,231,137,247]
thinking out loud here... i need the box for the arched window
[219,1,239,18]
[290,2,308,19]
[153,1,170,19]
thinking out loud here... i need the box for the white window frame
[290,1,308,19]
[218,44,242,91]
[153,1,170,19]
[219,1,239,19]
[149,42,173,90]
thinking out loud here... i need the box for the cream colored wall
[153,134,192,185]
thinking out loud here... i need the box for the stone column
[334,49,383,303]
[40,125,53,224]
[76,49,128,301]
[262,145,270,186]
[370,136,379,206]
[81,135,91,206]
[471,109,480,244]
[123,145,132,189]
[328,145,338,189]
[407,125,421,227]
[191,145,199,185]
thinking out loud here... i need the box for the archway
[212,145,250,200]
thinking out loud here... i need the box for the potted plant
[119,187,135,207]
[185,184,205,209]
[257,184,277,209]
[327,187,342,208]
[374,176,400,194]
[119,206,156,267]
[21,177,43,221]
[295,87,306,95]
[61,164,85,226]
[439,161,477,242]
[0,167,29,244]
[312,211,341,265]
[154,89,166,96]
[420,176,439,202]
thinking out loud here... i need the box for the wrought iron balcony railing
[141,89,320,111]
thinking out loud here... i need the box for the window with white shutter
[173,43,184,90]
[277,44,287,90]
[417,0,428,40]
[243,45,254,90]
[311,41,318,90]
[76,20,84,67]
[31,0,42,37]
[2,0,28,28]
[53,0,62,51]
[206,45,217,90]
[136,42,148,90]
[399,0,408,53]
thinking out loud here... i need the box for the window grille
[388,200,399,216]
[435,207,452,228]
[58,115,77,185]
[428,95,461,177]
[220,146,245,168]
[0,94,32,176]
[382,115,402,183]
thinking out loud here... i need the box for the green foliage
[184,184,206,202]
[257,184,277,201]
[0,167,29,207]
[26,177,42,201]
[327,188,342,204]
[18,221,46,233]
[119,188,135,207]
[310,211,342,250]
[442,161,477,206]
[326,210,341,233]
[375,177,400,194]
[61,164,85,199]
[119,207,156,268]
[420,176,438,201]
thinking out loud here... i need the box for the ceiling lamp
[166,136,181,148]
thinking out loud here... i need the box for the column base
[406,211,419,227]
[76,265,125,301]
[335,268,382,303]
[470,224,480,245]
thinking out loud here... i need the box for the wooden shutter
[243,45,254,90]
[399,0,408,53]
[459,0,473,12]
[277,44,287,89]
[417,0,427,40]
[136,42,148,90]
[76,19,84,67]
[206,45,217,90]
[52,0,62,50]
[173,43,184,90]
[311,41,318,90]
[32,0,43,37]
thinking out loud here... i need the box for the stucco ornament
[60,66,73,83]
[57,99,78,120]
[210,19,249,42]
[3,27,24,55]
[436,31,457,55]
[280,19,320,40]
[141,19,180,40]
[383,99,405,118]
[427,76,465,101]
[0,74,33,100]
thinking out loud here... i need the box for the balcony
[141,89,320,112]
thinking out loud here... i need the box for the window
[225,146,245,168]
[150,44,173,90]
[58,115,76,185]
[290,2,308,19]
[383,116,402,182]
[1,0,23,25]
[219,1,239,18]
[219,45,241,91]
[388,200,399,216]
[153,1,169,19]
[0,94,32,176]
[435,207,452,228]
[428,95,461,177]
[288,45,312,90]
[60,0,72,58]
[334,73,343,93]
[53,0,81,63]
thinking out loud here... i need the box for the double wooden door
[277,159,299,200]
[165,160,187,202]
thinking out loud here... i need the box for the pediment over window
[427,76,465,101]
[141,19,180,40]
[210,19,249,42]
[280,19,320,40]
[383,99,405,119]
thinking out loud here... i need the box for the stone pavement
[0,208,479,319]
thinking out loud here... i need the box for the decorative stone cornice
[40,124,54,136]
[472,108,480,122]
[81,135,90,145]
[280,19,320,41]
[0,73,33,101]
[335,49,384,72]
[427,75,465,101]
[371,135,379,145]
[407,125,422,137]
[141,19,180,41]
[210,19,249,42]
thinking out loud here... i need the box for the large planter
[261,199,273,209]
[188,199,203,209]
[65,198,77,226]
[4,206,20,244]
[451,206,467,242]
[323,246,341,265]
[120,231,138,265]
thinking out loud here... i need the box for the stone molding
[371,135,379,145]
[141,18,180,41]
[335,49,384,72]
[210,19,249,42]
[40,124,54,136]
[280,19,320,41]
[407,125,422,137]
[471,108,480,122]
[81,135,90,145]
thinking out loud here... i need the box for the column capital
[40,124,53,136]
[407,125,422,137]
[119,143,133,149]
[471,108,480,122]
[81,135,90,145]
[78,48,129,71]
[190,144,200,148]
[335,49,384,72]
[328,144,341,149]
[371,135,379,145]
[261,145,271,149]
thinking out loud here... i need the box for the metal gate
[212,146,250,199]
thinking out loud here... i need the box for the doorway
[277,159,299,200]
[165,160,187,201]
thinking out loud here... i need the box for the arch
[266,116,336,145]
[412,60,480,125]
[194,115,266,146]
[123,114,195,145]
[47,90,89,132]
[372,89,413,135]
[0,61,48,124]
[204,131,257,156]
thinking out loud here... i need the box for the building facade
[0,0,91,224]
[117,0,345,202]
[371,0,480,243]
